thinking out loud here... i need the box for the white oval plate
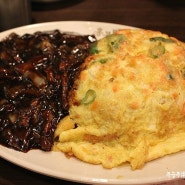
[0,21,184,185]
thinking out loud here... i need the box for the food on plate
[53,29,185,170]
[0,30,96,152]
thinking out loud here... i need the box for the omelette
[53,29,185,170]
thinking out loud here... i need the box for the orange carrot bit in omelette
[90,101,99,111]
[130,101,139,109]
[129,73,136,81]
[172,92,179,99]
[112,83,119,93]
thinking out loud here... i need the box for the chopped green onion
[81,89,96,105]
[150,45,165,58]
[90,42,99,54]
[91,57,111,64]
[107,34,125,52]
[98,58,109,64]
[149,37,174,43]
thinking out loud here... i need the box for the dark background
[31,0,185,41]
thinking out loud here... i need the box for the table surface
[1,0,185,185]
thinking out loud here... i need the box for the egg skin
[54,29,185,170]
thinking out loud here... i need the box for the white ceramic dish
[0,21,184,185]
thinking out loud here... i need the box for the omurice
[53,29,185,170]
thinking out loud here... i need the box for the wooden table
[31,0,185,41]
[1,0,185,185]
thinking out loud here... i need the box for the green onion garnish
[150,45,165,58]
[107,34,125,52]
[81,89,96,105]
[149,37,174,43]
[90,42,99,54]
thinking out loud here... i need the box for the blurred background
[0,0,185,41]
[31,0,185,41]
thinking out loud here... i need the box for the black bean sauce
[0,30,96,152]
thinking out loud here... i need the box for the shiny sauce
[0,30,96,152]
